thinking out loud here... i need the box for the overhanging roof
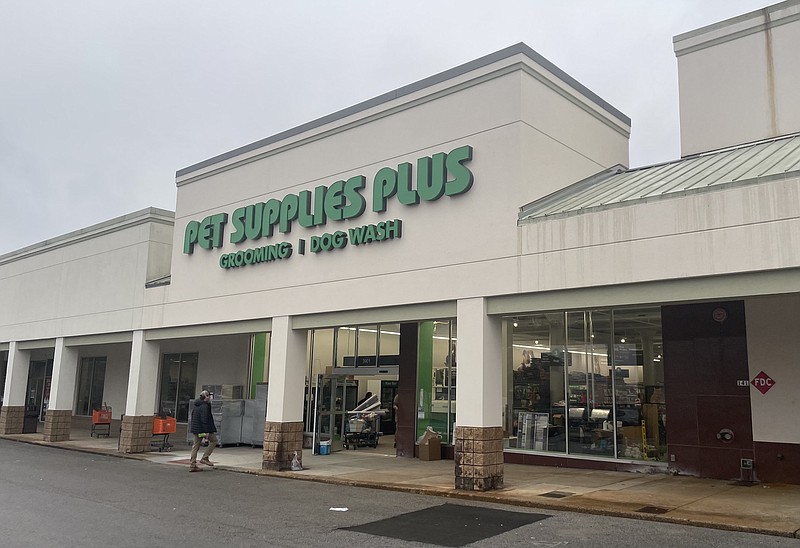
[519,133,800,223]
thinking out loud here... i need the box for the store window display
[417,320,457,444]
[505,308,666,462]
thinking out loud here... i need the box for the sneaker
[189,463,201,472]
[199,458,215,467]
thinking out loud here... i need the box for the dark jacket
[190,397,217,434]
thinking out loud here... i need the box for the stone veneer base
[119,415,155,453]
[262,421,303,471]
[0,405,25,435]
[43,409,72,442]
[454,425,505,491]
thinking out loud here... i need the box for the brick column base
[262,421,303,471]
[0,405,25,435]
[454,426,504,491]
[119,415,154,453]
[43,409,72,442]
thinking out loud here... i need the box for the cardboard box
[418,437,441,461]
[621,426,642,447]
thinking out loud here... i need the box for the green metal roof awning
[519,133,800,223]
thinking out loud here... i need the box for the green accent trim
[250,333,268,398]
[416,321,434,440]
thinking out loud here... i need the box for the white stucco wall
[0,209,174,343]
[676,1,800,156]
[519,175,800,297]
[745,294,800,444]
[163,54,630,329]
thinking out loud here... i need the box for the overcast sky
[0,1,771,255]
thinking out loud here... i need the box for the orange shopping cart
[151,414,177,452]
[91,404,112,438]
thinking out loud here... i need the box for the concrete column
[263,316,306,471]
[43,338,79,442]
[0,342,30,434]
[119,331,160,453]
[454,297,504,491]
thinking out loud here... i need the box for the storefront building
[1,2,799,489]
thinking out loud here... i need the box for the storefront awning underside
[519,133,800,223]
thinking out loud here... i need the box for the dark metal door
[662,301,754,480]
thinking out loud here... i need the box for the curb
[245,467,799,539]
[3,434,798,539]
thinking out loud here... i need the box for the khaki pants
[190,432,219,463]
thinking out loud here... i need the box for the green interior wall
[250,332,268,398]
[416,321,434,439]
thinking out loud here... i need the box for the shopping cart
[91,404,112,438]
[343,394,385,450]
[151,414,177,452]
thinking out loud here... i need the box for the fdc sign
[751,371,775,394]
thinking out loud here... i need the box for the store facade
[2,3,800,489]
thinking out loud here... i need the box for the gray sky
[0,1,771,255]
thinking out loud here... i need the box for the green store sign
[183,145,473,269]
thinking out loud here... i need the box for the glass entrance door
[310,374,357,453]
[26,360,53,422]
[159,353,198,422]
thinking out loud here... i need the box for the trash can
[319,440,331,455]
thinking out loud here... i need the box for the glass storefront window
[356,325,378,366]
[378,323,400,365]
[612,308,666,461]
[504,307,666,463]
[75,356,107,416]
[508,313,566,452]
[335,327,356,367]
[159,353,198,422]
[417,319,456,444]
[566,310,612,457]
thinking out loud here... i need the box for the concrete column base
[262,421,303,471]
[0,405,25,435]
[43,409,72,442]
[119,415,154,453]
[454,426,504,491]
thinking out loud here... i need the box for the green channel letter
[198,213,227,250]
[298,190,315,228]
[229,207,247,244]
[279,193,299,234]
[341,175,367,219]
[262,199,281,237]
[183,220,200,254]
[445,145,474,196]
[417,153,446,202]
[372,167,398,213]
[397,162,419,206]
[324,180,346,221]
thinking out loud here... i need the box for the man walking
[189,390,218,472]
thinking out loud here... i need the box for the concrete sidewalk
[3,431,800,539]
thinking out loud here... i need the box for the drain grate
[341,503,549,547]
[636,506,670,514]
[539,491,574,499]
